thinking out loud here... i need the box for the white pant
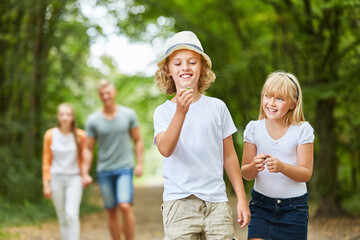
[51,174,83,240]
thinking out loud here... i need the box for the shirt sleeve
[298,122,315,145]
[85,115,96,138]
[243,121,256,144]
[153,105,171,145]
[42,129,53,182]
[129,109,139,129]
[220,102,237,139]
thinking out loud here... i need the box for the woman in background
[42,103,86,240]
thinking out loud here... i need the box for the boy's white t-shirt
[50,127,80,175]
[153,95,237,202]
[243,118,315,198]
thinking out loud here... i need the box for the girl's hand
[176,88,193,114]
[265,155,284,173]
[237,199,251,228]
[252,153,266,172]
[81,173,93,188]
[43,182,52,199]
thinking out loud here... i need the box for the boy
[153,31,250,239]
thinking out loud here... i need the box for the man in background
[81,79,144,240]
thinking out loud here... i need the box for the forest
[1,0,360,224]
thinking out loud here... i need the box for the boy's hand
[176,88,193,114]
[237,199,251,228]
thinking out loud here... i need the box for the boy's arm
[156,89,193,157]
[223,135,250,228]
[130,127,144,177]
[81,136,95,187]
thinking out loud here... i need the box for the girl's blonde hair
[57,103,80,155]
[155,55,216,95]
[259,71,305,125]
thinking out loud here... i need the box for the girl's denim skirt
[248,189,309,240]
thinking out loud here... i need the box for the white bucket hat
[157,31,212,68]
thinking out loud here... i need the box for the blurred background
[1,0,360,230]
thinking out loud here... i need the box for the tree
[0,0,93,202]
[112,0,360,216]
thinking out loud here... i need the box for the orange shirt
[42,128,86,181]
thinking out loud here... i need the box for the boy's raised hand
[176,88,193,114]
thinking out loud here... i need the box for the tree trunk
[27,0,47,166]
[352,150,359,189]
[314,98,344,217]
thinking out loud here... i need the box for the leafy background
[1,0,360,224]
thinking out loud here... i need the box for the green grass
[0,199,102,238]
[0,188,103,233]
[0,199,56,227]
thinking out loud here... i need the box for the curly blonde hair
[155,55,216,95]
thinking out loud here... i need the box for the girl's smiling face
[262,92,294,122]
[168,49,202,91]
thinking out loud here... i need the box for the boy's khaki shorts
[161,195,238,240]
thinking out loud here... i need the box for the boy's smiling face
[168,49,202,91]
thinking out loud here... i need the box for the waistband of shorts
[251,189,308,205]
[97,168,133,176]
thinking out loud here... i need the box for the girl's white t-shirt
[50,128,80,176]
[153,95,237,202]
[243,118,315,198]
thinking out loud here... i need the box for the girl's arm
[241,142,265,180]
[81,136,95,187]
[155,89,193,157]
[223,135,250,228]
[265,143,313,182]
[42,130,53,199]
[77,129,86,167]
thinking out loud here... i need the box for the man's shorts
[97,168,134,209]
[161,195,238,240]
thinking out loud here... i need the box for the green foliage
[114,0,360,216]
[343,192,360,217]
[0,199,56,228]
[0,188,102,229]
[0,0,98,203]
[1,0,360,218]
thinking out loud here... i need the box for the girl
[42,103,86,240]
[241,71,314,240]
[154,31,250,239]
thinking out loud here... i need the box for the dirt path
[3,184,360,240]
